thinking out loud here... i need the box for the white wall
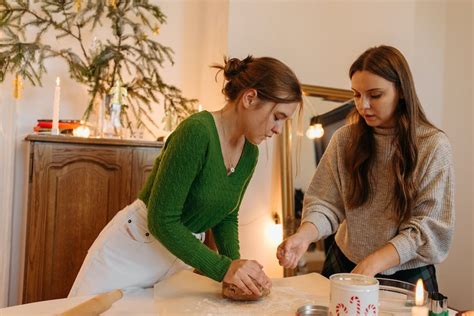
[158,0,229,112]
[229,0,472,309]
[0,78,19,307]
[438,0,473,309]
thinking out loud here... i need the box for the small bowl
[296,304,329,316]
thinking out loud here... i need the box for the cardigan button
[128,219,132,223]
[145,233,150,237]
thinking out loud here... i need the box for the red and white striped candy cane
[364,303,377,316]
[336,303,348,316]
[349,296,361,316]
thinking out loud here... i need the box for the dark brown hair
[212,55,302,105]
[346,45,437,223]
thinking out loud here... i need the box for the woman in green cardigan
[69,55,303,297]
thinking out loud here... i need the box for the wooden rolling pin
[58,289,123,316]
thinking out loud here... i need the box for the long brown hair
[212,55,302,105]
[346,45,436,223]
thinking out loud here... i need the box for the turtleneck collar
[373,126,397,136]
[372,124,439,137]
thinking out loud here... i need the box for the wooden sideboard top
[25,134,164,148]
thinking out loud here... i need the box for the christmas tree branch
[1,0,197,137]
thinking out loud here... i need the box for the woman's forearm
[296,221,320,243]
[352,243,400,276]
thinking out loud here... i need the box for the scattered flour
[185,286,318,315]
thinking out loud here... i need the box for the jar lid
[330,273,379,290]
[296,304,328,316]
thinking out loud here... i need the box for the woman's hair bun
[223,55,253,80]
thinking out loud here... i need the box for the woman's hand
[276,222,319,269]
[352,243,400,277]
[223,259,272,296]
[351,257,378,277]
[276,233,310,269]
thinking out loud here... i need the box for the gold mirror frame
[279,84,353,277]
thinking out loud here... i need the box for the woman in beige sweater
[277,45,454,293]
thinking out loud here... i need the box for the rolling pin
[58,289,123,316]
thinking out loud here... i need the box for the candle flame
[415,279,424,306]
[56,77,60,86]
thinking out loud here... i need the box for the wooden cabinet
[23,135,162,303]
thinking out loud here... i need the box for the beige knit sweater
[302,124,455,275]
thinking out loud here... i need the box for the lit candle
[51,77,61,135]
[198,104,203,112]
[411,279,429,316]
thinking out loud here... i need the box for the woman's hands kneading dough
[222,259,272,301]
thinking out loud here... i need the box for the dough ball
[222,280,270,301]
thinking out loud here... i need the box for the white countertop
[2,272,330,316]
[1,271,458,315]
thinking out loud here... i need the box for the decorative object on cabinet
[0,1,197,138]
[23,134,163,303]
[34,119,81,134]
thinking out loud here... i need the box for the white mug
[330,273,379,316]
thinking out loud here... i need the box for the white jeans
[68,199,205,297]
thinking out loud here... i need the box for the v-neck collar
[205,111,249,177]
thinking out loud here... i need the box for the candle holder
[377,278,428,315]
[102,80,127,138]
[330,274,379,316]
[429,292,448,316]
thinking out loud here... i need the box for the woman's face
[242,97,298,145]
[351,70,400,128]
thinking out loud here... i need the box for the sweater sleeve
[212,166,255,260]
[212,210,240,260]
[301,129,346,239]
[147,118,232,282]
[389,137,455,265]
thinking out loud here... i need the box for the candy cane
[349,296,361,316]
[364,303,377,316]
[336,303,348,316]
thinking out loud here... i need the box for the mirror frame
[280,84,353,277]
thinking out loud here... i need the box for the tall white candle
[51,77,61,135]
[97,97,105,137]
[411,279,428,316]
